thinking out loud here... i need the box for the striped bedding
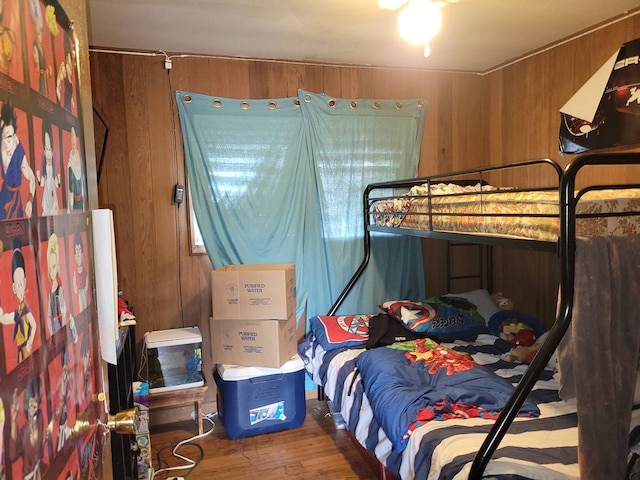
[300,332,640,479]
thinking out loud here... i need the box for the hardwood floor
[149,399,378,480]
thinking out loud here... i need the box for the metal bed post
[327,174,443,316]
[486,244,493,293]
[467,163,577,478]
[327,184,375,316]
[320,155,640,477]
[469,152,640,478]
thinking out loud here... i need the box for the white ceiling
[87,0,640,73]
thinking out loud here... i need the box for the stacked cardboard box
[209,263,305,368]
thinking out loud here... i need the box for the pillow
[379,297,488,342]
[308,315,371,351]
[443,289,500,324]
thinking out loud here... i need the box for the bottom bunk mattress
[299,314,640,480]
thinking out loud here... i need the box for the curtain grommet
[268,101,277,110]
[373,101,382,109]
[213,99,222,108]
[395,102,403,109]
[350,101,357,109]
[328,99,336,108]
[304,93,312,102]
[184,95,192,103]
[241,101,250,110]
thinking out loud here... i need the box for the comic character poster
[33,115,63,216]
[0,0,24,83]
[8,373,53,480]
[38,229,72,340]
[0,239,41,372]
[78,428,100,480]
[0,101,36,221]
[53,30,76,115]
[56,449,80,480]
[62,127,85,213]
[560,37,640,153]
[0,1,105,478]
[24,0,55,101]
[67,229,89,317]
[74,322,95,411]
[47,344,78,455]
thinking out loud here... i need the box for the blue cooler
[214,355,306,439]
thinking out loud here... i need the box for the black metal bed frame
[325,152,640,479]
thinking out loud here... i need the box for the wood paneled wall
[89,13,640,404]
[89,52,491,399]
[487,14,640,323]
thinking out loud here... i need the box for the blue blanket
[356,339,540,452]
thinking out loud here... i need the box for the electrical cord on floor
[155,443,203,480]
[149,412,217,479]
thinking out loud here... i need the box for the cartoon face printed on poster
[35,117,62,216]
[50,345,76,453]
[8,375,51,479]
[55,32,75,112]
[43,232,73,338]
[0,0,23,82]
[27,0,54,99]
[0,240,40,369]
[70,231,89,316]
[65,127,84,213]
[0,100,36,220]
[76,325,94,408]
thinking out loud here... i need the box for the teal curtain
[176,89,426,321]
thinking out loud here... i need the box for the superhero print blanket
[355,338,540,452]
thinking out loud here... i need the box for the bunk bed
[299,152,640,480]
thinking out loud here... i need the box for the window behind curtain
[176,89,427,321]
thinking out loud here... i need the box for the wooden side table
[149,385,208,435]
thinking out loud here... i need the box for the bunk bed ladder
[446,242,493,293]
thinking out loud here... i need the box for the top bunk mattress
[372,184,640,242]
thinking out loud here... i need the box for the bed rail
[470,152,640,478]
[328,158,563,316]
[327,152,640,478]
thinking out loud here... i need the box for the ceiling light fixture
[378,0,408,10]
[380,0,456,58]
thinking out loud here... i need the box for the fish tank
[144,327,204,393]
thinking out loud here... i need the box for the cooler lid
[217,354,304,380]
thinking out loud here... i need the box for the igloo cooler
[214,355,306,439]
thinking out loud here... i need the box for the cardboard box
[211,263,296,320]
[214,355,306,439]
[210,310,305,368]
